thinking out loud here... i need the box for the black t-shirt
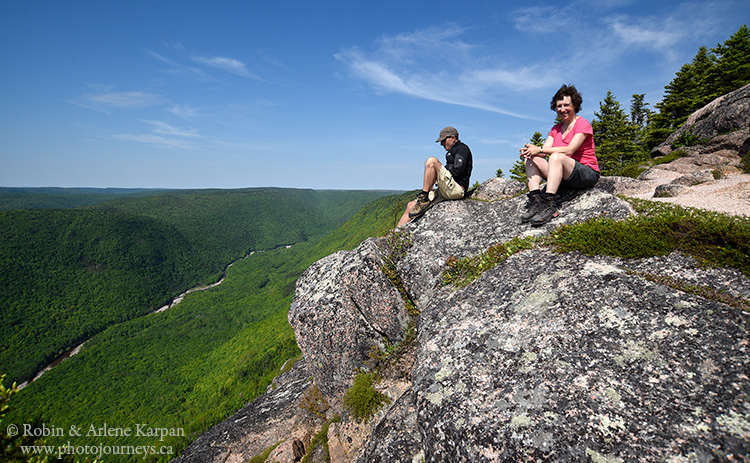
[445,141,473,190]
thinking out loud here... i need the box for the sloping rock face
[288,238,411,403]
[650,83,750,173]
[652,83,750,157]
[174,181,750,462]
[413,249,750,461]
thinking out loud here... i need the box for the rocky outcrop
[289,238,412,404]
[173,87,750,463]
[645,83,750,189]
[613,84,750,206]
[174,177,749,462]
[651,83,750,162]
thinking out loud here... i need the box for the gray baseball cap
[436,126,459,143]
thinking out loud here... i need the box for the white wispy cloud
[143,120,200,137]
[511,5,564,34]
[168,104,200,118]
[603,2,724,58]
[191,55,259,79]
[509,0,728,80]
[335,26,553,119]
[112,119,201,150]
[70,88,169,113]
[112,133,196,150]
[605,15,686,57]
[87,91,167,108]
[148,49,211,80]
[149,45,263,81]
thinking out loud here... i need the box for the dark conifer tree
[703,24,750,102]
[592,91,644,174]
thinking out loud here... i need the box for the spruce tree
[704,24,750,102]
[592,91,643,174]
[630,94,652,148]
[630,93,651,128]
[529,131,546,147]
[644,25,750,149]
[509,160,527,184]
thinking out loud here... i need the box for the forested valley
[1,187,411,461]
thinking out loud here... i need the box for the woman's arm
[523,133,587,158]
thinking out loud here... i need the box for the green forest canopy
[2,189,412,462]
[0,188,395,385]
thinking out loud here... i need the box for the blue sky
[1,1,747,190]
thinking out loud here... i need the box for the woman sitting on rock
[519,84,600,226]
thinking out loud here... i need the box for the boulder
[671,170,716,187]
[654,183,692,197]
[288,238,411,403]
[471,177,525,201]
[394,189,634,309]
[652,83,750,159]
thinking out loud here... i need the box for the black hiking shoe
[530,193,559,227]
[520,190,542,223]
[408,192,432,219]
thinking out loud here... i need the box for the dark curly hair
[550,84,582,113]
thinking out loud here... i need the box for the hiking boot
[408,192,432,219]
[530,193,559,227]
[520,190,542,223]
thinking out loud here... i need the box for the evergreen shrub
[342,371,390,423]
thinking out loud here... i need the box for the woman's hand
[519,143,540,160]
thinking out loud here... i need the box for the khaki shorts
[428,166,465,203]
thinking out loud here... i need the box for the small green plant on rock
[442,199,750,287]
[248,440,283,463]
[443,235,543,287]
[378,229,418,315]
[299,382,330,420]
[368,321,418,381]
[300,415,340,463]
[672,129,701,148]
[653,149,687,166]
[343,371,391,423]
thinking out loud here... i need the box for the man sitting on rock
[398,126,473,226]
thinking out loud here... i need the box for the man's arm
[447,144,470,180]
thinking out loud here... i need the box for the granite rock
[288,238,411,403]
[652,83,750,159]
[654,183,692,197]
[174,181,750,462]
